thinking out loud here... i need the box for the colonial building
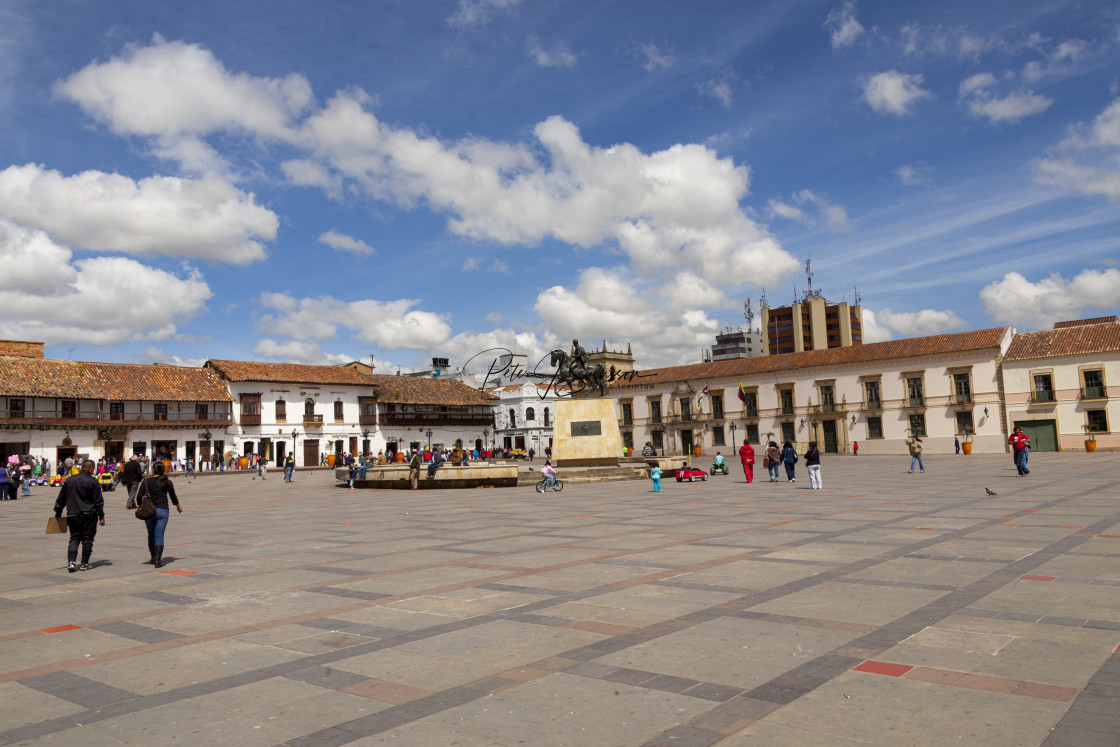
[1001,317,1119,452]
[0,358,232,465]
[606,327,1013,456]
[487,382,567,453]
[204,360,496,466]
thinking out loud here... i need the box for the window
[622,431,634,450]
[867,417,883,439]
[651,429,663,449]
[1087,410,1109,433]
[1083,370,1105,399]
[1033,374,1054,402]
[864,381,881,409]
[711,394,725,420]
[746,423,759,443]
[9,399,25,418]
[154,403,168,421]
[110,402,124,421]
[955,411,974,434]
[650,400,662,424]
[780,389,794,415]
[543,407,550,426]
[743,391,758,418]
[508,408,517,426]
[906,377,924,407]
[953,372,972,403]
[275,399,286,422]
[680,398,691,421]
[195,403,208,420]
[819,385,835,413]
[909,413,926,437]
[304,398,315,415]
[620,403,633,426]
[713,426,725,446]
[334,400,344,422]
[61,400,77,418]
[526,407,536,422]
[781,421,795,443]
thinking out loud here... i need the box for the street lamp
[811,419,820,444]
[425,428,433,451]
[482,427,489,449]
[290,428,298,464]
[730,422,738,445]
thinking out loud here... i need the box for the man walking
[54,460,105,572]
[1008,427,1031,476]
[738,439,755,483]
[121,455,144,509]
[907,435,925,473]
[284,452,295,482]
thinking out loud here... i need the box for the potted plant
[961,427,974,455]
[1084,425,1098,453]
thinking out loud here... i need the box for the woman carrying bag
[135,461,182,567]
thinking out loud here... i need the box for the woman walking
[805,441,822,490]
[136,461,182,568]
[780,441,798,483]
[765,441,781,482]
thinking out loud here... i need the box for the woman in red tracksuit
[738,439,755,483]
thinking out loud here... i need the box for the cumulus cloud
[637,43,674,71]
[895,161,934,185]
[860,309,893,343]
[254,292,453,351]
[0,220,211,345]
[447,0,522,28]
[876,307,966,337]
[0,164,278,263]
[1032,98,1120,202]
[980,269,1120,328]
[318,229,374,255]
[697,67,739,108]
[526,36,577,68]
[957,73,1052,124]
[461,257,510,274]
[136,347,207,367]
[825,2,864,49]
[768,189,852,233]
[863,70,933,115]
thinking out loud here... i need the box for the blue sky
[1,0,1118,373]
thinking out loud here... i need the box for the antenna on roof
[744,298,753,329]
[67,347,77,360]
[853,285,861,305]
[805,258,813,299]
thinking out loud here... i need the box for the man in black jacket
[121,455,144,509]
[54,460,105,572]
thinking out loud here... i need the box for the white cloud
[1032,98,1120,202]
[318,229,374,256]
[1022,37,1090,83]
[958,73,1051,124]
[768,189,852,233]
[0,220,211,345]
[876,307,966,336]
[137,347,207,367]
[980,269,1120,328]
[526,36,577,68]
[863,70,933,115]
[895,161,934,185]
[461,257,510,274]
[447,0,522,28]
[637,43,675,71]
[254,292,452,351]
[0,164,278,264]
[697,67,739,108]
[860,309,893,343]
[825,2,864,49]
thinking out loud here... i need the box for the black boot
[147,544,156,564]
[153,545,164,568]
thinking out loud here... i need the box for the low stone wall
[334,464,519,489]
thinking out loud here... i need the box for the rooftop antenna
[853,285,861,305]
[744,298,754,329]
[805,258,813,299]
[759,289,768,310]
[66,347,77,360]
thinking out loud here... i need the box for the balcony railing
[744,408,759,419]
[0,410,232,427]
[665,412,707,424]
[303,414,324,425]
[953,393,973,404]
[381,412,494,427]
[1031,390,1055,403]
[780,405,795,416]
[863,399,883,411]
[905,397,925,408]
[241,414,261,427]
[1082,386,1107,400]
[358,413,377,425]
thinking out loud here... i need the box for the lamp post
[425,428,433,452]
[811,419,819,445]
[482,427,489,450]
[291,428,298,466]
[730,422,738,446]
[361,428,370,456]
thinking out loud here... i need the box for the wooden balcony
[381,412,494,427]
[359,413,377,426]
[0,410,232,428]
[303,414,324,426]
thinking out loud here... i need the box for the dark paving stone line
[305,586,391,601]
[476,582,567,595]
[640,724,725,747]
[298,617,361,630]
[17,671,138,709]
[89,621,184,643]
[131,590,201,605]
[1044,653,1120,745]
[833,577,959,592]
[305,565,373,576]
[0,597,29,609]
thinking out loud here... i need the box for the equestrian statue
[550,339,608,396]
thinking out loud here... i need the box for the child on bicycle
[541,460,557,487]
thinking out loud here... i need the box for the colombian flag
[737,381,749,404]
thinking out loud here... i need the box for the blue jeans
[285,466,294,482]
[910,455,924,472]
[21,477,30,496]
[652,478,661,492]
[784,462,796,480]
[145,507,170,545]
[1014,450,1030,475]
[768,462,780,480]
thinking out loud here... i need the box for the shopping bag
[46,516,67,534]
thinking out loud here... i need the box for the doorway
[822,420,838,453]
[56,446,77,467]
[1014,420,1058,452]
[302,438,319,468]
[680,429,694,456]
[274,441,286,465]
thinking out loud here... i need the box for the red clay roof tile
[0,359,231,401]
[1004,323,1120,361]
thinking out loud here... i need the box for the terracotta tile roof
[1053,316,1119,329]
[485,383,570,395]
[611,328,1011,388]
[371,376,497,406]
[1004,323,1120,361]
[0,359,232,401]
[206,360,375,386]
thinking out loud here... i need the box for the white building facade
[488,382,567,454]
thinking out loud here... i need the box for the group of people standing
[54,457,182,572]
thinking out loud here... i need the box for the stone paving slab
[1,452,1119,745]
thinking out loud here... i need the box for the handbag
[135,479,156,520]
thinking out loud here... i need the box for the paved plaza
[1,454,1119,746]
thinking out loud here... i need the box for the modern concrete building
[1001,316,1119,452]
[759,294,864,355]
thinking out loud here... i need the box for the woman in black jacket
[136,461,182,567]
[805,441,822,490]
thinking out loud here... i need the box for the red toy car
[675,466,708,482]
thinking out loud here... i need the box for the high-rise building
[759,296,863,355]
[709,327,766,360]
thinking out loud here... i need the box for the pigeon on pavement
[985,487,997,496]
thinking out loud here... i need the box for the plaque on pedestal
[553,399,623,467]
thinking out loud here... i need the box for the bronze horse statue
[550,349,608,396]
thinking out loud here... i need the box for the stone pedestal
[553,398,623,467]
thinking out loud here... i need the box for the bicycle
[535,476,564,493]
